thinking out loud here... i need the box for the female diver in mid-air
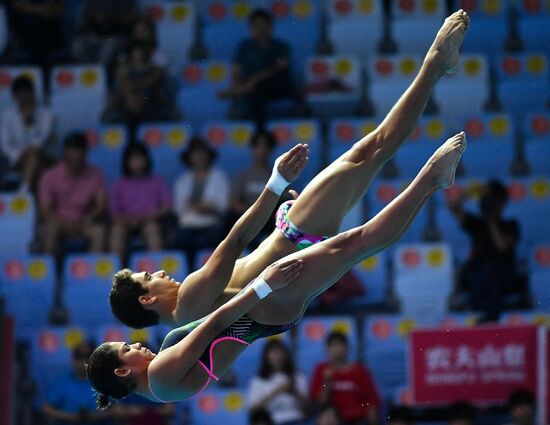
[87,129,467,407]
[109,10,470,332]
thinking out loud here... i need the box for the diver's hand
[275,144,309,184]
[262,258,304,290]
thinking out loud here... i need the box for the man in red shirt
[310,332,381,425]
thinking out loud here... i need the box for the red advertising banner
[410,326,538,405]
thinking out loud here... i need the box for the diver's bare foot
[428,132,467,189]
[427,9,469,75]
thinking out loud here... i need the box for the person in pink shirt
[38,132,107,256]
[109,143,172,261]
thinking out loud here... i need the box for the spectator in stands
[174,137,229,268]
[128,17,167,68]
[38,132,107,256]
[109,143,172,262]
[448,180,522,321]
[42,341,112,425]
[249,408,275,425]
[447,401,476,425]
[0,75,54,192]
[105,41,173,133]
[247,339,309,425]
[72,0,139,67]
[387,406,413,425]
[503,390,536,425]
[316,404,341,425]
[229,130,281,245]
[310,331,381,425]
[8,0,67,70]
[111,394,175,425]
[219,8,296,125]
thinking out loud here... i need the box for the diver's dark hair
[86,343,136,410]
[122,142,152,177]
[325,331,348,347]
[110,268,159,329]
[258,339,294,379]
[250,130,277,150]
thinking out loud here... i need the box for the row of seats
[22,310,550,422]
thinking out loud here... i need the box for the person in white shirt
[0,75,54,191]
[248,340,309,425]
[174,137,229,268]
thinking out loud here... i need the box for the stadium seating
[267,119,322,189]
[50,65,107,139]
[85,125,128,184]
[433,55,489,121]
[458,113,515,178]
[393,243,453,323]
[305,55,362,116]
[455,0,510,60]
[201,120,255,178]
[516,0,550,55]
[0,66,44,109]
[296,315,358,378]
[528,243,550,310]
[348,251,388,306]
[390,0,445,53]
[495,53,550,120]
[177,61,231,128]
[499,310,550,328]
[62,253,121,327]
[137,122,193,186]
[145,2,196,72]
[0,192,35,256]
[522,112,550,175]
[129,250,189,280]
[367,54,422,116]
[327,117,380,161]
[190,388,248,425]
[326,0,383,60]
[0,255,55,334]
[95,323,157,348]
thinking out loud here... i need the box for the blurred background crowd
[0,0,549,424]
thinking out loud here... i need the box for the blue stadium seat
[144,2,196,72]
[63,253,121,327]
[522,113,550,176]
[458,113,515,178]
[433,55,489,121]
[499,310,550,328]
[50,65,107,139]
[0,192,35,255]
[201,120,255,178]
[391,0,445,53]
[495,53,550,120]
[393,243,454,323]
[129,251,189,281]
[455,0,510,60]
[267,119,322,190]
[0,66,44,109]
[177,62,231,128]
[136,122,193,186]
[516,0,550,55]
[528,244,550,310]
[85,125,128,184]
[95,324,157,349]
[194,248,214,271]
[348,251,388,306]
[190,388,248,425]
[29,326,95,404]
[327,117,380,161]
[0,255,55,333]
[296,315,357,378]
[305,56,362,116]
[367,54,422,116]
[327,0,383,60]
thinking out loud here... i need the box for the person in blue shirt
[42,341,113,425]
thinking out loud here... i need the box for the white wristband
[250,278,272,300]
[266,159,289,196]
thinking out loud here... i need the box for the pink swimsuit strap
[190,336,249,399]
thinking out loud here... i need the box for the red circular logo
[0,199,5,215]
[85,130,99,148]
[398,0,415,12]
[183,65,202,84]
[147,5,165,21]
[507,181,527,201]
[460,0,478,13]
[272,0,291,18]
[5,260,25,280]
[532,115,550,136]
[143,128,164,147]
[377,184,397,203]
[505,315,526,326]
[465,119,484,137]
[535,246,550,267]
[39,331,59,353]
[208,2,227,20]
[335,123,355,141]
[402,249,421,268]
[444,184,464,202]
[272,126,292,145]
[375,59,393,76]
[198,394,219,413]
[136,259,155,273]
[335,0,353,15]
[502,57,521,75]
[0,72,12,88]
[305,321,326,341]
[104,329,125,342]
[206,127,227,146]
[71,259,91,279]
[311,60,329,77]
[56,70,75,87]
[371,319,392,340]
[523,0,541,13]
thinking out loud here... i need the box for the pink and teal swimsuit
[275,200,329,250]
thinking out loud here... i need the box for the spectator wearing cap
[310,332,381,425]
[38,132,107,257]
[447,401,476,425]
[174,137,229,268]
[109,143,172,262]
[0,75,54,192]
[42,341,113,425]
[503,390,536,425]
[219,8,297,125]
